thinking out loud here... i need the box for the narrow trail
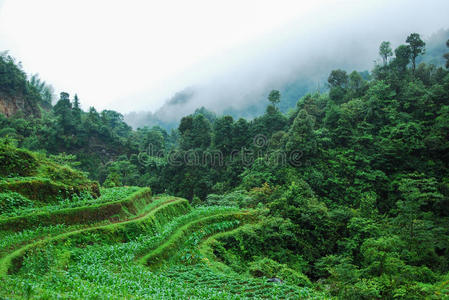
[0,197,186,277]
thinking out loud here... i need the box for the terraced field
[0,187,326,299]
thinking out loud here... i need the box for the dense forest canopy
[1,31,449,298]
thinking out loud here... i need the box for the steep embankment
[0,143,99,204]
[0,93,41,118]
[0,53,50,119]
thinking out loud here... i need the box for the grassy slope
[0,203,332,299]
[0,142,326,299]
[0,143,100,203]
[0,187,152,231]
[0,204,327,299]
[0,194,190,277]
[139,210,249,268]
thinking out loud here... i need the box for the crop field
[0,186,326,299]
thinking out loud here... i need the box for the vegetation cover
[0,32,449,299]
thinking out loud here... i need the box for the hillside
[0,53,53,119]
[124,29,449,131]
[0,145,321,298]
[0,32,449,299]
[0,142,99,216]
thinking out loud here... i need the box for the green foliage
[0,187,149,231]
[1,31,449,298]
[0,187,138,218]
[393,44,412,73]
[0,191,34,215]
[0,53,46,117]
[285,109,317,159]
[212,115,234,155]
[0,177,75,203]
[0,142,38,177]
[379,41,393,65]
[206,189,256,208]
[1,201,324,299]
[29,74,53,106]
[0,194,186,277]
[48,152,81,168]
[103,171,121,188]
[268,89,281,106]
[406,33,426,73]
[179,114,211,150]
[0,142,100,206]
[139,209,247,269]
[249,257,311,286]
[328,69,348,88]
[209,216,302,274]
[239,158,276,190]
[445,38,449,68]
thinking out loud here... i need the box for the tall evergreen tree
[379,41,393,66]
[53,92,74,133]
[268,90,281,107]
[213,116,234,155]
[72,94,82,124]
[444,39,449,69]
[406,33,426,74]
[392,45,411,74]
[285,109,317,160]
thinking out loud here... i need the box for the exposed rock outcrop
[0,93,41,118]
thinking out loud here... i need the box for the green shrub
[211,216,300,268]
[0,144,38,177]
[0,177,100,204]
[249,257,311,287]
[0,177,71,203]
[0,192,34,214]
[139,208,248,268]
[0,143,100,201]
[205,190,254,208]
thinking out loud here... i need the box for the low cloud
[125,0,449,128]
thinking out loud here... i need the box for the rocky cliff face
[0,93,41,118]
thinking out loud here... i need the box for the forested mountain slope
[0,32,449,298]
[125,29,449,131]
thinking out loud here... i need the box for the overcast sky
[0,0,448,114]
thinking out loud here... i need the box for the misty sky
[0,0,448,114]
